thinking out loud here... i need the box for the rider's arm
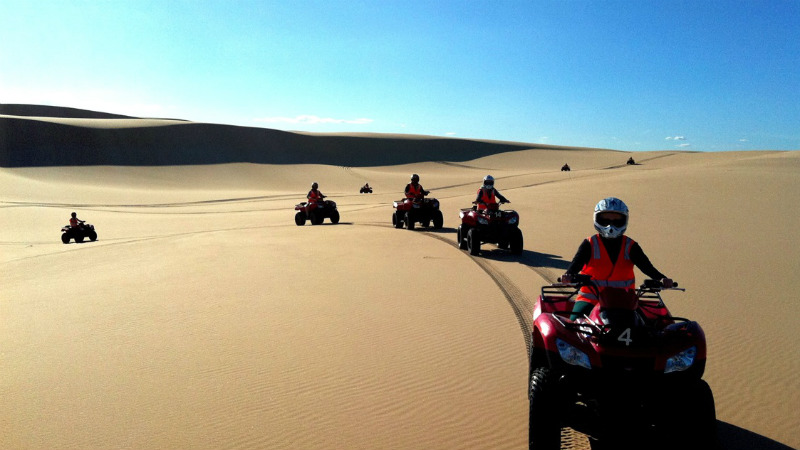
[474,190,483,204]
[630,242,666,280]
[565,239,592,274]
[494,189,509,203]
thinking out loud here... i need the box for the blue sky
[1,0,798,151]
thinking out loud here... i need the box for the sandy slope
[2,113,799,450]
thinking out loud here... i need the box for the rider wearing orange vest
[69,212,84,228]
[474,175,509,210]
[561,198,672,321]
[307,182,325,204]
[405,174,429,199]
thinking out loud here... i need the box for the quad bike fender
[295,202,307,211]
[393,199,411,211]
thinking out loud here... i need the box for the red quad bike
[295,198,340,226]
[392,193,443,230]
[528,275,718,450]
[61,223,98,244]
[457,201,522,256]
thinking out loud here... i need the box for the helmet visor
[596,213,626,228]
[484,179,494,186]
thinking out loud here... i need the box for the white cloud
[665,136,686,140]
[739,138,749,142]
[677,143,691,148]
[254,115,373,125]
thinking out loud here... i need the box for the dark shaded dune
[0,116,573,168]
[0,104,136,119]
[1,104,606,167]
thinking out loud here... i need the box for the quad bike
[360,185,373,194]
[561,164,571,172]
[457,201,522,255]
[295,198,340,225]
[528,275,718,450]
[392,193,443,230]
[61,223,97,244]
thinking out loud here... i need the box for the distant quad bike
[360,185,373,194]
[627,157,636,165]
[295,198,340,225]
[457,202,522,256]
[392,194,443,230]
[528,275,718,450]
[61,223,97,244]
[561,164,571,172]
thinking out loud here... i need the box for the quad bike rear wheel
[510,228,523,255]
[432,210,444,229]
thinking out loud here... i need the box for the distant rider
[307,182,325,204]
[560,197,673,321]
[405,174,429,200]
[474,175,509,210]
[69,212,85,228]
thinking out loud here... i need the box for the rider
[307,182,325,203]
[405,174,429,199]
[561,197,673,320]
[69,212,85,228]
[474,175,509,210]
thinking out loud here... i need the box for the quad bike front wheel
[392,212,403,228]
[61,233,70,244]
[404,212,415,230]
[529,367,561,450]
[457,225,469,250]
[330,210,340,224]
[295,212,306,226]
[88,231,98,241]
[467,228,480,255]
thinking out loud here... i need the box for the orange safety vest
[308,189,323,202]
[406,183,423,198]
[577,234,636,305]
[70,217,79,227]
[477,188,496,210]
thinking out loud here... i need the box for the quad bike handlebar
[556,274,683,291]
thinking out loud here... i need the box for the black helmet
[71,212,77,217]
[410,173,420,182]
[311,182,318,189]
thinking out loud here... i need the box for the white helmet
[483,175,494,189]
[593,197,629,239]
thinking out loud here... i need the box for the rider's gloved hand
[560,274,573,284]
[661,278,674,289]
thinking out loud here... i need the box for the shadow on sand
[717,422,794,450]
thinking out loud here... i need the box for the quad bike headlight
[507,216,518,225]
[664,346,697,374]
[393,201,400,208]
[556,338,591,369]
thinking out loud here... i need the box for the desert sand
[2,108,799,450]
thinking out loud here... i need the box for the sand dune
[1,106,799,450]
